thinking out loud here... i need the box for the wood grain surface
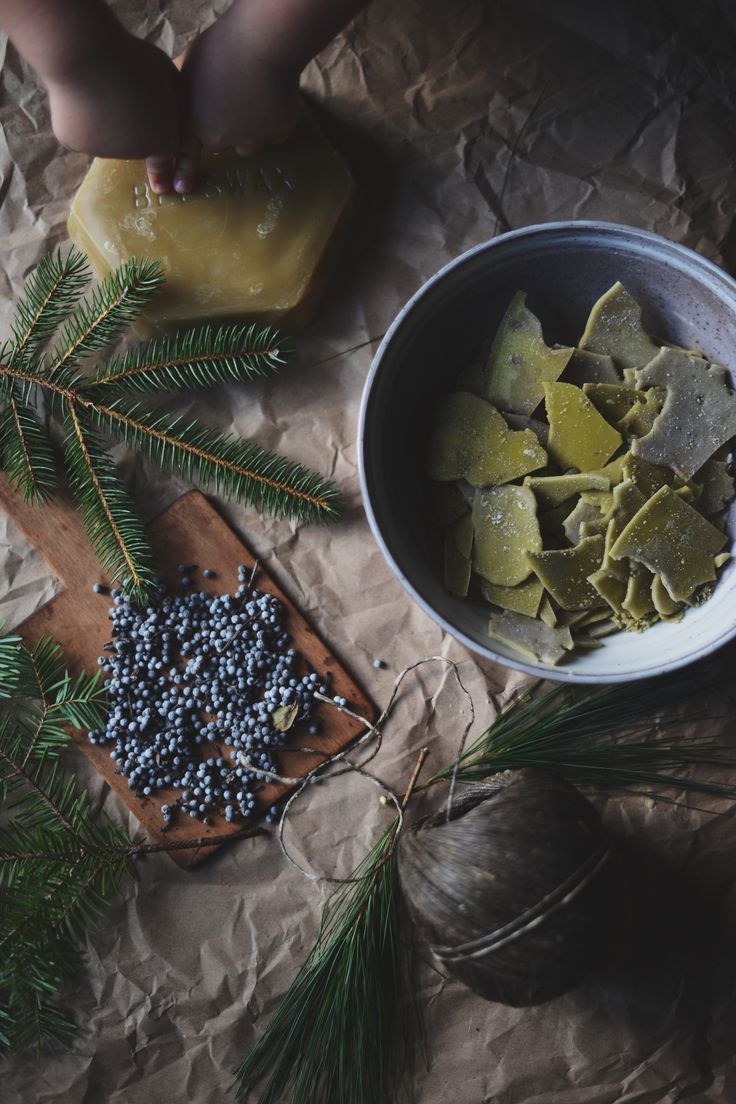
[0,476,374,868]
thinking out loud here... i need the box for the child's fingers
[146,154,175,194]
[173,133,202,194]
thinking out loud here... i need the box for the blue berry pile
[90,565,330,828]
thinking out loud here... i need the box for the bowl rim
[358,219,736,684]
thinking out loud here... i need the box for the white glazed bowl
[358,221,736,683]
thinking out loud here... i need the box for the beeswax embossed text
[132,163,294,208]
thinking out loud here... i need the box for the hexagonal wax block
[67,110,355,333]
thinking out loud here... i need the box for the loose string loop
[273,655,476,885]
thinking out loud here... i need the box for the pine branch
[7,248,90,368]
[63,401,158,603]
[89,400,341,525]
[48,258,164,379]
[0,386,57,503]
[434,661,736,800]
[83,323,293,398]
[233,829,417,1104]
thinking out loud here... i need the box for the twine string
[274,655,476,886]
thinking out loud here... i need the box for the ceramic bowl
[358,221,736,683]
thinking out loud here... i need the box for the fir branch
[0,386,57,503]
[63,401,158,603]
[84,323,293,398]
[89,400,341,525]
[0,630,269,1055]
[7,249,90,368]
[233,828,416,1104]
[0,630,27,701]
[48,258,164,379]
[0,249,341,597]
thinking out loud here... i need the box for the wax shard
[472,485,542,587]
[68,112,355,333]
[579,282,661,370]
[563,497,608,544]
[582,383,644,423]
[527,535,605,610]
[444,514,473,597]
[609,485,727,601]
[632,348,736,479]
[543,382,622,471]
[479,575,544,618]
[487,609,574,665]
[483,292,573,415]
[696,460,734,516]
[525,472,610,508]
[430,482,469,527]
[564,348,620,386]
[428,392,547,486]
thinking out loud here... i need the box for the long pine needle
[233,826,416,1104]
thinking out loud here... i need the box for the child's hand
[47,32,181,187]
[173,7,301,193]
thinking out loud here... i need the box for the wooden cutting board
[0,477,374,867]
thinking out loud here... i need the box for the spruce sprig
[0,630,263,1056]
[0,634,132,1055]
[0,249,340,602]
[233,662,736,1103]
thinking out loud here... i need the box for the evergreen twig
[0,631,266,1055]
[0,249,341,601]
[233,827,417,1104]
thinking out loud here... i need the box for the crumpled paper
[3,0,736,1101]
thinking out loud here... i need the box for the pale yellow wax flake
[487,609,574,665]
[483,292,573,415]
[479,575,544,618]
[527,534,605,610]
[633,347,736,479]
[579,281,661,370]
[609,485,727,602]
[544,381,623,471]
[428,392,547,487]
[472,485,542,587]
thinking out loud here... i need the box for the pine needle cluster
[0,249,341,602]
[233,661,736,1103]
[233,826,416,1104]
[0,630,133,1055]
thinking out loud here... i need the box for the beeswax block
[68,113,355,333]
